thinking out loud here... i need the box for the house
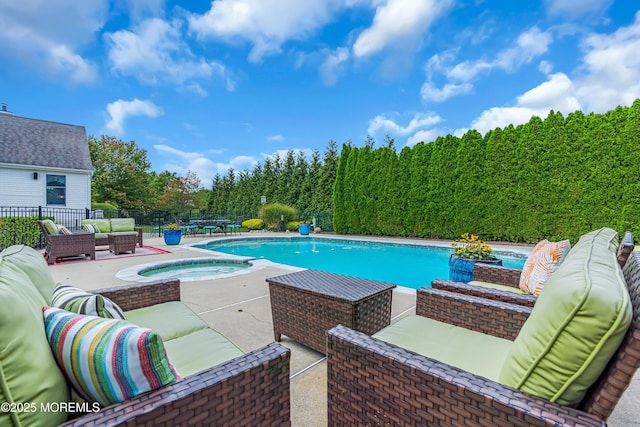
[0,104,93,210]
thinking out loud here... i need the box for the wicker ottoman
[108,232,137,255]
[267,269,395,354]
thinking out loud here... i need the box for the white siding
[0,167,91,209]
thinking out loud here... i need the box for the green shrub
[259,203,297,231]
[91,202,117,210]
[242,218,263,230]
[0,216,53,250]
[286,221,301,231]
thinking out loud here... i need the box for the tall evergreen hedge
[333,100,640,243]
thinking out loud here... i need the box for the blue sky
[1,0,639,187]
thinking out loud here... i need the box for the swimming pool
[116,258,255,282]
[194,237,527,289]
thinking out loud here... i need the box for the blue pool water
[195,237,527,289]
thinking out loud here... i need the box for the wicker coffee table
[108,232,137,255]
[267,269,396,354]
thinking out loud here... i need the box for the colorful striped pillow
[519,239,571,296]
[43,306,180,406]
[51,284,126,319]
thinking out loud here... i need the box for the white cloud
[105,18,234,90]
[545,0,613,19]
[155,144,259,187]
[188,0,339,63]
[319,47,350,86]
[470,73,581,134]
[267,134,285,142]
[0,1,107,84]
[574,11,640,113]
[422,27,553,102]
[352,0,453,58]
[106,99,163,135]
[367,112,443,146]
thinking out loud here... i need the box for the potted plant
[298,221,311,236]
[449,233,502,283]
[163,223,182,245]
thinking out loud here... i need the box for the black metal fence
[0,206,334,250]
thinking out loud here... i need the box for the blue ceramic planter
[163,229,182,245]
[448,255,503,283]
[298,223,311,235]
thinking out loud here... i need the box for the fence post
[118,209,122,218]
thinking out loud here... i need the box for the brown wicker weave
[38,220,96,265]
[108,232,137,255]
[267,269,395,354]
[95,227,144,248]
[58,279,291,426]
[327,251,640,426]
[433,231,635,307]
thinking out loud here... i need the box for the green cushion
[0,248,69,427]
[41,219,59,235]
[499,227,632,406]
[110,218,135,232]
[95,232,109,240]
[570,226,619,254]
[468,280,526,294]
[373,315,512,382]
[0,245,57,303]
[82,219,111,233]
[125,301,209,341]
[163,328,244,377]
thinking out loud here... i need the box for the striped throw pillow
[51,284,126,319]
[43,306,180,406]
[82,223,100,233]
[56,224,72,235]
[519,239,571,296]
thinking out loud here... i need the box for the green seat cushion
[125,301,209,341]
[41,219,59,235]
[499,227,632,406]
[110,218,135,232]
[95,232,110,240]
[468,280,526,294]
[163,328,244,377]
[82,219,111,233]
[0,248,69,427]
[0,245,57,303]
[373,315,512,382]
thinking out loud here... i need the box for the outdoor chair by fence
[432,229,634,308]
[38,219,95,265]
[327,231,640,426]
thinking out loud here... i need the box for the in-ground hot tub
[116,257,255,282]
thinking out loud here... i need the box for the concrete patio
[47,233,640,426]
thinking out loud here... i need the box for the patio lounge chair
[432,230,634,307]
[327,231,640,426]
[38,219,95,264]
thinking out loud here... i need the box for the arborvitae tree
[333,143,351,233]
[406,142,432,237]
[454,129,486,235]
[427,135,459,238]
[312,140,339,212]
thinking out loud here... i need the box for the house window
[46,174,66,205]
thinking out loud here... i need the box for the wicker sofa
[432,229,634,308]
[327,231,640,426]
[0,245,291,427]
[82,218,143,247]
[38,219,95,264]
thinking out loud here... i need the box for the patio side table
[108,232,137,255]
[267,269,396,354]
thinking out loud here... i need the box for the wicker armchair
[59,280,291,427]
[327,251,640,427]
[432,231,635,308]
[38,220,95,265]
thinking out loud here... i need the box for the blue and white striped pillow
[51,284,126,319]
[43,306,180,406]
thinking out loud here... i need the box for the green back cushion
[41,219,58,235]
[0,248,69,427]
[1,245,57,303]
[110,218,135,232]
[82,219,111,233]
[499,227,632,406]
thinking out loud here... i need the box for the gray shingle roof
[0,113,93,171]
